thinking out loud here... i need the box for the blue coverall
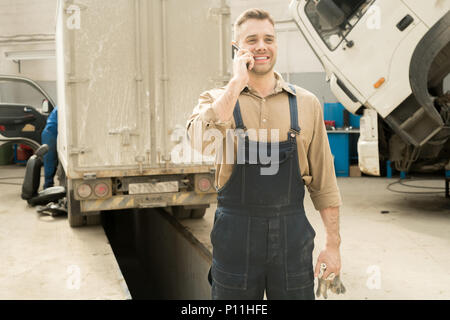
[41,107,58,189]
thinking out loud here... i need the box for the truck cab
[290,0,450,175]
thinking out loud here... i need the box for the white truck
[289,0,450,176]
[56,0,231,226]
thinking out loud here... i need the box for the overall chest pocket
[241,148,294,206]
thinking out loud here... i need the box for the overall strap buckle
[289,128,301,138]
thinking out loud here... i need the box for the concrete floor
[0,165,130,300]
[181,176,450,300]
[1,163,449,300]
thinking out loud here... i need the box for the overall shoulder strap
[233,100,246,130]
[287,84,301,135]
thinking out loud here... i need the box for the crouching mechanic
[41,106,58,189]
[187,8,343,300]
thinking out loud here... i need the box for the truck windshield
[304,0,374,50]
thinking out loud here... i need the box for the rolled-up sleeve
[186,90,233,155]
[306,97,343,211]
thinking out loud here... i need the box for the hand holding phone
[231,41,252,70]
[231,42,240,60]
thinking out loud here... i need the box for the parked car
[0,75,56,151]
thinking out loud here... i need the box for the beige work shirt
[186,72,342,211]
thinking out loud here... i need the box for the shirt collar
[275,71,297,96]
[243,71,297,97]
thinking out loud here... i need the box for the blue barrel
[327,132,349,177]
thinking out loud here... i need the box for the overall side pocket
[211,213,250,290]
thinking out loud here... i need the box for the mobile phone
[231,41,250,69]
[231,42,240,59]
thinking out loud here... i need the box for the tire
[428,41,450,96]
[190,208,207,219]
[67,184,85,228]
[172,206,192,220]
[410,11,450,114]
[56,162,66,187]
[86,214,101,226]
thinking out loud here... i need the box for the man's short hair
[234,8,275,41]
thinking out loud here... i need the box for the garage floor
[1,164,449,300]
[181,176,450,300]
[0,165,130,300]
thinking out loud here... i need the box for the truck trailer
[290,0,450,176]
[56,0,231,226]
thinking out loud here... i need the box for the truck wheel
[172,206,192,219]
[190,208,207,219]
[67,189,85,227]
[56,162,66,187]
[86,213,101,226]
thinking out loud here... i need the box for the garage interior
[0,0,449,300]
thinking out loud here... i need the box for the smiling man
[187,8,343,300]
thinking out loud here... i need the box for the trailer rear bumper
[80,191,217,212]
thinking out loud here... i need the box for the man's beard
[250,58,276,76]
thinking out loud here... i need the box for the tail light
[73,179,112,200]
[77,184,92,198]
[197,177,212,192]
[94,183,109,198]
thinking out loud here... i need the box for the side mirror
[315,0,345,29]
[42,99,49,113]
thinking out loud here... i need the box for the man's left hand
[316,207,343,298]
[314,244,341,279]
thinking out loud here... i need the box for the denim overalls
[210,85,316,300]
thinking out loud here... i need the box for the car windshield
[0,79,48,112]
[304,0,374,50]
